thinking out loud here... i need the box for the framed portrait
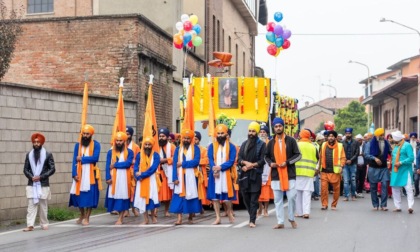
[218,78,238,109]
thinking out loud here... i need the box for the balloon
[282,39,291,49]
[192,36,203,46]
[190,30,197,37]
[183,21,192,31]
[192,24,201,35]
[266,39,274,45]
[174,42,183,49]
[282,29,292,40]
[275,47,281,57]
[187,41,193,48]
[275,37,284,48]
[267,44,277,56]
[175,21,183,31]
[181,14,189,23]
[274,12,283,22]
[183,32,192,43]
[265,32,275,43]
[173,33,183,45]
[273,25,283,36]
[189,15,198,25]
[266,22,275,32]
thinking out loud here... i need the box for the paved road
[1,194,420,252]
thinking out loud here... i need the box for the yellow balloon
[189,15,198,26]
[275,48,281,57]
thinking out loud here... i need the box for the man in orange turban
[125,126,141,217]
[23,133,56,232]
[69,124,101,226]
[105,131,134,225]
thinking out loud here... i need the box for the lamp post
[321,83,337,98]
[380,18,420,133]
[349,60,371,131]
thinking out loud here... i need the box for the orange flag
[75,82,89,195]
[182,83,195,132]
[110,79,126,145]
[142,81,159,153]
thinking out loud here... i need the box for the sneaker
[356,193,364,198]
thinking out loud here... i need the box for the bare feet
[212,219,221,225]
[23,226,34,232]
[228,212,235,223]
[132,208,140,217]
[76,216,84,224]
[288,219,297,229]
[249,223,256,228]
[115,220,122,225]
[41,225,49,230]
[257,208,262,216]
[152,216,158,224]
[273,224,284,229]
[164,212,171,217]
[174,221,182,225]
[264,211,269,217]
[331,206,337,210]
[123,210,129,217]
[82,219,89,226]
[303,214,309,219]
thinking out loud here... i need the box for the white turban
[391,131,404,142]
[355,134,363,140]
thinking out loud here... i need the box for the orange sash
[394,140,404,172]
[274,134,288,191]
[321,142,339,169]
[140,151,152,204]
[75,140,95,195]
[111,147,130,196]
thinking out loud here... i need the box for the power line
[257,32,417,36]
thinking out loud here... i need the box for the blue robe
[133,152,161,211]
[69,140,101,208]
[169,145,202,214]
[390,142,414,187]
[104,148,134,212]
[207,142,237,201]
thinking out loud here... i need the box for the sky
[255,0,420,105]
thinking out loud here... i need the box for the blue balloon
[192,24,201,35]
[183,33,192,43]
[266,32,275,43]
[275,37,284,48]
[274,12,283,22]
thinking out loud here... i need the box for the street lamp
[380,18,420,133]
[321,83,337,98]
[349,60,371,131]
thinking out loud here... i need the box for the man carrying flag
[158,128,176,217]
[133,136,160,224]
[126,126,141,217]
[105,131,134,225]
[69,124,101,226]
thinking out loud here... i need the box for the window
[212,16,216,52]
[217,20,220,51]
[228,36,231,53]
[222,29,225,51]
[235,44,238,76]
[28,0,53,14]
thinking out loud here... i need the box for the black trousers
[241,190,260,224]
[356,164,367,193]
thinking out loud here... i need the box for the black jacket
[264,135,301,180]
[342,139,360,165]
[23,150,56,186]
[237,138,266,192]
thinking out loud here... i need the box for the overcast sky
[255,0,420,104]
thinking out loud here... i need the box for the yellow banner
[193,77,271,122]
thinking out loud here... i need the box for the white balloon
[175,21,183,31]
[190,30,197,37]
[181,14,189,23]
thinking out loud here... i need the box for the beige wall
[4,0,93,18]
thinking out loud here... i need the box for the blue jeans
[271,180,296,225]
[367,167,389,208]
[343,164,357,198]
[312,175,320,197]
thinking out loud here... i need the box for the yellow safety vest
[296,142,318,177]
[320,142,343,174]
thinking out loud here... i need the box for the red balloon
[324,121,335,131]
[173,42,183,49]
[187,41,193,48]
[267,44,277,56]
[266,22,275,32]
[282,39,291,49]
[183,21,193,31]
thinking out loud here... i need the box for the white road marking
[55,224,174,228]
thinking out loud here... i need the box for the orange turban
[374,128,384,137]
[81,124,95,135]
[299,129,311,140]
[216,124,228,134]
[31,132,45,145]
[115,131,128,141]
[181,129,195,138]
[143,136,155,145]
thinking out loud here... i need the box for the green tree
[334,101,368,136]
[0,1,22,81]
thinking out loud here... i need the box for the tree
[334,101,368,136]
[0,1,22,81]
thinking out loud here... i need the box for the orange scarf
[75,140,95,195]
[111,146,130,196]
[139,151,152,204]
[274,134,288,191]
[394,140,404,172]
[213,140,234,197]
[321,142,339,169]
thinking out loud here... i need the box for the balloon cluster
[173,14,203,49]
[266,12,292,57]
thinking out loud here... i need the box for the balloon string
[183,48,190,78]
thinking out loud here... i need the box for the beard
[33,145,41,163]
[217,136,227,145]
[127,136,132,143]
[183,141,191,149]
[328,139,336,145]
[144,147,152,156]
[159,139,168,147]
[81,136,92,147]
[115,143,124,152]
[248,134,257,140]
[346,135,352,140]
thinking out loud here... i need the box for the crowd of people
[22,118,419,231]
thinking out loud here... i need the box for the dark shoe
[321,206,328,210]
[408,208,414,214]
[392,209,402,212]
[313,196,319,201]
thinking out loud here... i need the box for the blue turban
[260,125,269,134]
[126,126,134,136]
[345,128,353,133]
[194,131,202,141]
[410,132,418,138]
[323,130,329,136]
[272,117,284,126]
[158,128,170,137]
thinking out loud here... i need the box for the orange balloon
[173,33,183,45]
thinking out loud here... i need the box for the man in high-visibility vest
[319,130,346,210]
[295,129,319,218]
